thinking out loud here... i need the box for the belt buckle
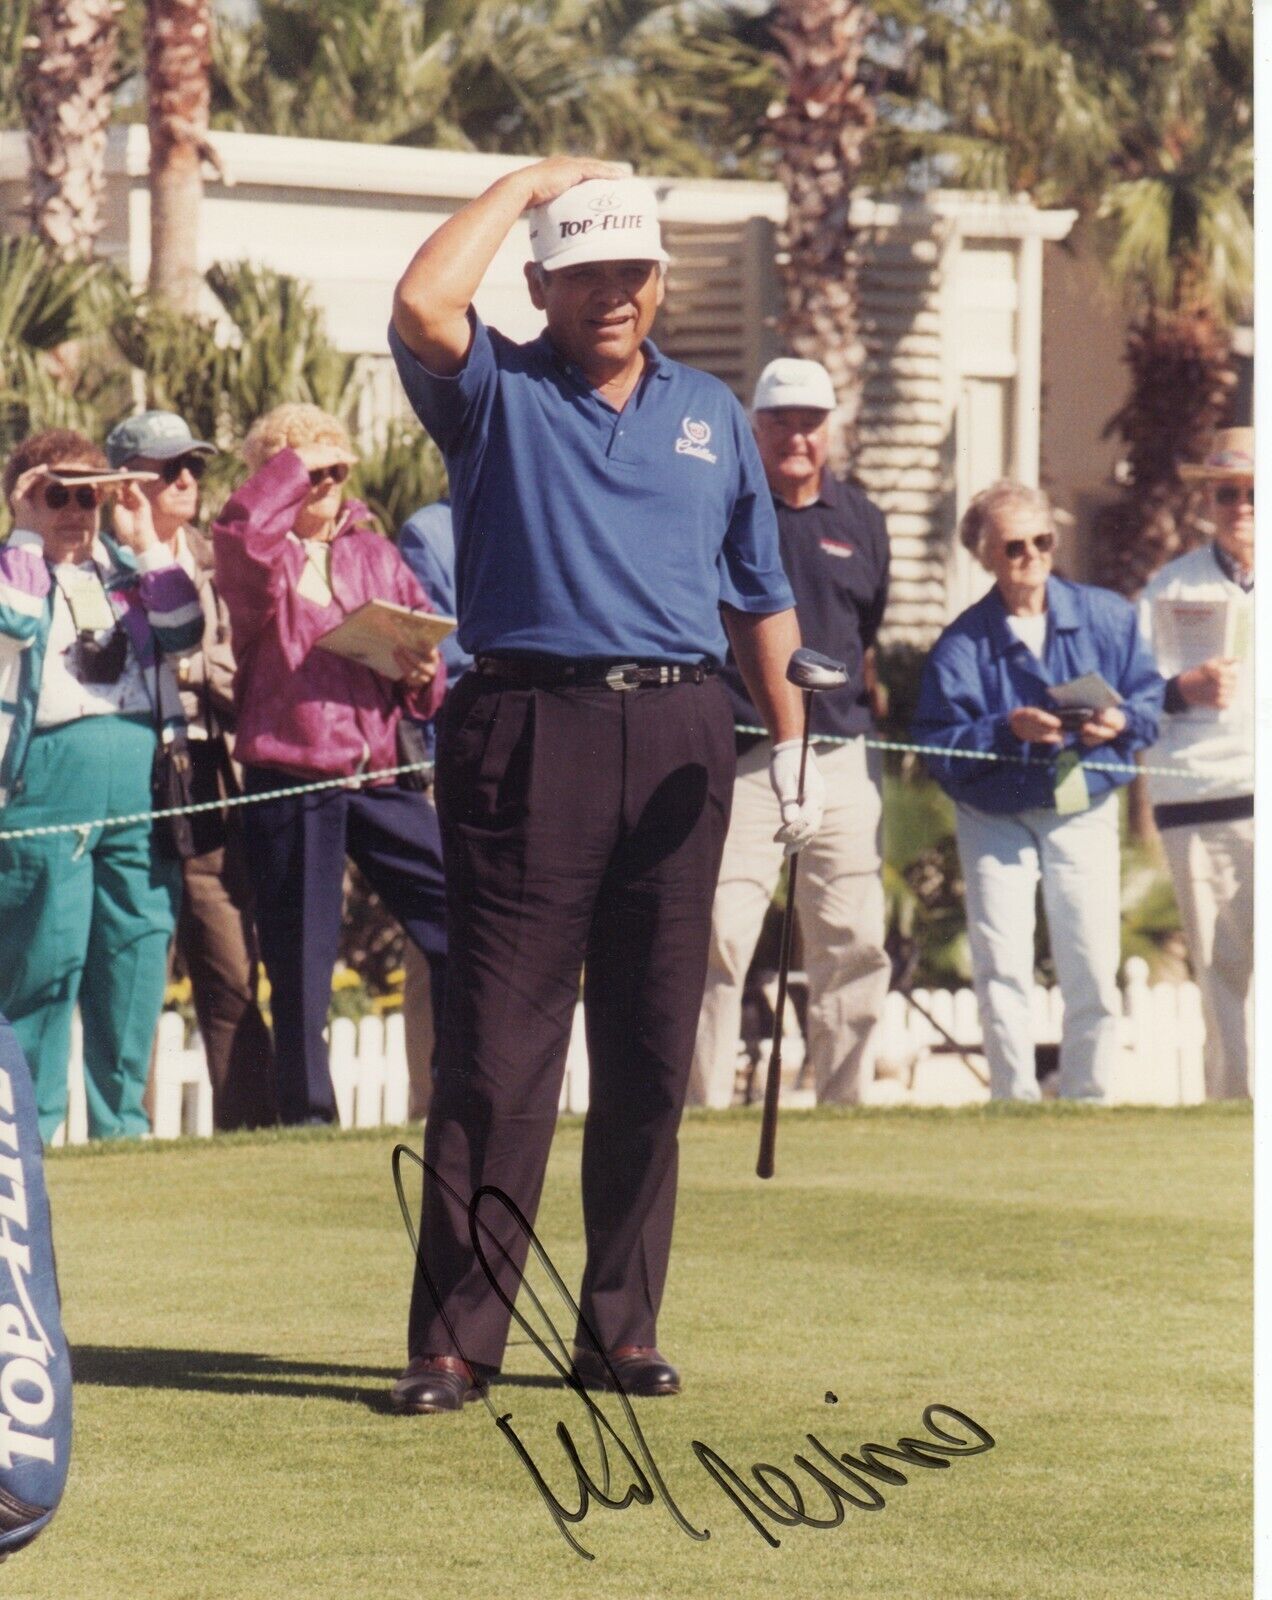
[604,662,640,691]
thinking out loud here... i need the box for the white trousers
[688,738,890,1108]
[1159,815,1253,1099]
[955,792,1122,1102]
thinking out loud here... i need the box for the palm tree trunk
[19,0,120,258]
[147,0,214,312]
[1093,297,1236,596]
[765,0,878,460]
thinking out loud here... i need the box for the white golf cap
[527,178,670,273]
[752,358,837,413]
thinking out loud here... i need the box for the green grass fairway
[11,1106,1251,1600]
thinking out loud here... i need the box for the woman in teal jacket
[0,429,203,1141]
[912,481,1163,1103]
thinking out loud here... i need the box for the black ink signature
[391,1145,995,1560]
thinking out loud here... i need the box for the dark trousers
[178,825,277,1131]
[408,672,736,1371]
[242,770,448,1125]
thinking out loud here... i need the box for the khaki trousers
[1159,815,1254,1099]
[688,737,890,1108]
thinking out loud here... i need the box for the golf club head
[786,647,849,691]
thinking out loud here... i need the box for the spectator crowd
[0,279,1254,1148]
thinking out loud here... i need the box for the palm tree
[0,234,126,473]
[904,0,1252,593]
[1,1,34,130]
[18,0,121,257]
[209,0,774,176]
[147,0,219,312]
[762,0,880,457]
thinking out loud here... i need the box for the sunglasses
[1002,532,1055,560]
[43,482,98,511]
[1215,485,1254,507]
[159,454,207,485]
[308,463,350,487]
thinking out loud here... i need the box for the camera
[75,626,129,685]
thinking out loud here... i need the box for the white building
[1,125,1096,640]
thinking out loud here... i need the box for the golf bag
[0,1014,72,1560]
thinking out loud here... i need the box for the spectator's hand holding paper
[315,599,456,681]
[1047,672,1123,712]
[1152,595,1241,677]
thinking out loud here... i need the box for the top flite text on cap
[559,213,647,239]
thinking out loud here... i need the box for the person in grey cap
[689,357,892,1110]
[106,410,277,1130]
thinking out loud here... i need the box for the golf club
[757,648,849,1180]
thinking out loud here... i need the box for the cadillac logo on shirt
[675,417,718,465]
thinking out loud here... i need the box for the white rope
[735,727,1212,783]
[0,730,1225,846]
[0,759,434,843]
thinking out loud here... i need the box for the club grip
[755,848,800,1180]
[756,1036,782,1179]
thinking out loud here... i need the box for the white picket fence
[52,1000,594,1145]
[865,954,1206,1108]
[52,955,1205,1144]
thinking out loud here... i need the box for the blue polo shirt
[389,315,794,662]
[911,576,1165,814]
[397,499,473,685]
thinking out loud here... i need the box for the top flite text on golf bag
[0,1069,58,1477]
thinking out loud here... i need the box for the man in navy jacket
[689,357,893,1109]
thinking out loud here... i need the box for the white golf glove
[769,740,825,856]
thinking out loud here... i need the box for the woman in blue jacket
[913,482,1164,1101]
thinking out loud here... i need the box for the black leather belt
[474,655,715,690]
[1153,793,1253,829]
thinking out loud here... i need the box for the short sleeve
[388,311,498,457]
[716,407,795,615]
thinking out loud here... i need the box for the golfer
[387,157,820,1411]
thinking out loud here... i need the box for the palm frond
[352,422,448,546]
[0,236,123,352]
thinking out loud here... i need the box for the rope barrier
[735,727,1210,782]
[0,758,435,843]
[0,724,1215,845]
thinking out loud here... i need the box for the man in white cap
[1138,427,1254,1098]
[387,158,820,1411]
[689,358,892,1111]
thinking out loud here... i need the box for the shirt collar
[172,525,196,576]
[985,576,1077,657]
[539,332,669,390]
[770,470,841,513]
[286,503,363,546]
[1212,540,1254,591]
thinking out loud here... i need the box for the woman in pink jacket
[214,404,447,1125]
